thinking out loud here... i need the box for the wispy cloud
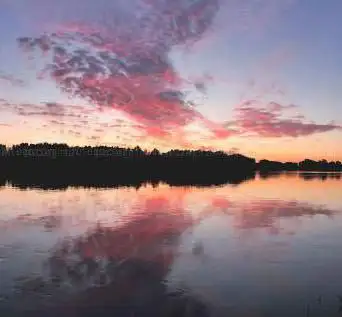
[0,72,26,87]
[230,100,341,138]
[12,102,84,119]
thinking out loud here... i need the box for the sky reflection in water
[1,173,342,316]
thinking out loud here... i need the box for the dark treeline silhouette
[258,159,342,172]
[0,143,341,189]
[0,143,256,189]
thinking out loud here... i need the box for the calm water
[1,173,342,316]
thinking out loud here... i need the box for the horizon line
[1,142,342,165]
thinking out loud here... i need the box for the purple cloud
[231,101,341,138]
[15,0,242,140]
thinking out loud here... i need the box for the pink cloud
[16,0,243,141]
[232,101,341,138]
[13,0,339,145]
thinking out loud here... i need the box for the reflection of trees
[300,172,341,181]
[258,171,342,182]
[258,171,284,180]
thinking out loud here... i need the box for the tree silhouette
[0,143,340,189]
[0,143,257,188]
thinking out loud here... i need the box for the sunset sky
[0,0,341,161]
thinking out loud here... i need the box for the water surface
[1,172,342,316]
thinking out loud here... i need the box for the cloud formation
[231,100,341,138]
[0,72,26,87]
[8,101,87,120]
[16,0,235,140]
[10,0,340,146]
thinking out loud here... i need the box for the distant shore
[0,143,341,189]
[1,143,341,170]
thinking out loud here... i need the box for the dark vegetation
[0,143,256,188]
[0,143,341,189]
[258,159,342,172]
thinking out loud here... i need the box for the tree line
[0,143,341,189]
[0,143,256,188]
[0,143,341,170]
[258,159,342,172]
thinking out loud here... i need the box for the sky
[0,0,341,161]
